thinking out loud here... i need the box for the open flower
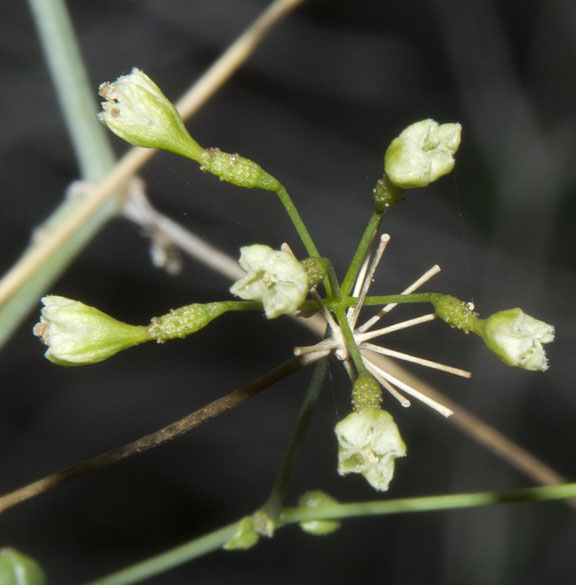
[335,408,406,491]
[230,244,309,318]
[474,308,555,371]
[98,68,204,160]
[33,296,151,366]
[384,119,462,188]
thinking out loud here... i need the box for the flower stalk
[98,69,320,258]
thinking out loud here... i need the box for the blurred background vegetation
[1,0,575,583]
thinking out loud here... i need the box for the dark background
[1,0,576,583]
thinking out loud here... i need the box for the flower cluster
[33,70,557,498]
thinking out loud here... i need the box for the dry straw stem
[0,0,307,309]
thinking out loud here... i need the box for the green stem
[332,304,366,375]
[0,0,120,352]
[264,358,329,520]
[275,184,321,258]
[299,292,436,313]
[340,210,384,296]
[360,292,434,306]
[81,522,238,585]
[27,0,115,179]
[279,483,576,525]
[81,482,576,585]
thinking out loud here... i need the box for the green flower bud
[0,548,46,585]
[148,302,228,343]
[230,244,309,319]
[223,517,260,550]
[474,308,555,371]
[351,371,382,410]
[297,491,341,535]
[429,293,478,333]
[335,408,406,492]
[34,296,151,366]
[199,148,280,192]
[372,175,404,213]
[384,119,462,189]
[98,68,204,160]
[300,256,330,289]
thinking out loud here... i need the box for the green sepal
[351,371,383,410]
[372,175,404,213]
[429,293,478,333]
[148,302,228,342]
[199,148,280,191]
[301,257,330,289]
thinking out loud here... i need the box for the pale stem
[361,342,472,378]
[345,230,378,320]
[0,0,307,337]
[310,291,354,377]
[0,351,325,517]
[293,340,338,356]
[356,265,441,334]
[121,182,245,280]
[347,234,390,329]
[346,253,370,321]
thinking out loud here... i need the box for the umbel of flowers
[34,69,555,495]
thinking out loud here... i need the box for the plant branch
[0,351,327,517]
[264,358,329,520]
[0,0,307,348]
[81,522,239,585]
[81,481,576,585]
[280,483,576,524]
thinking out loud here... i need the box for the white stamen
[357,314,437,342]
[361,342,471,378]
[348,234,390,330]
[367,365,411,408]
[365,359,454,417]
[357,265,441,333]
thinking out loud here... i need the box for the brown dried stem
[0,351,327,516]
